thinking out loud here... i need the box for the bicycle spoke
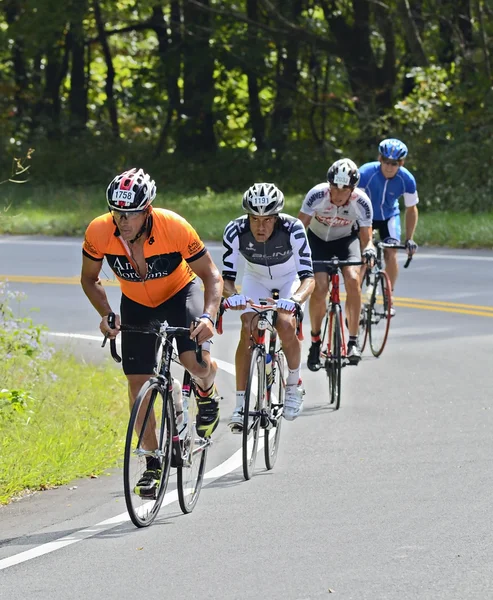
[369,271,392,357]
[123,379,173,528]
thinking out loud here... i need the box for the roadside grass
[0,285,127,504]
[1,185,492,248]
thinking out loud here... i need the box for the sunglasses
[111,210,145,220]
[382,158,400,166]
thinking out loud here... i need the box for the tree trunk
[153,1,182,156]
[322,0,395,115]
[269,0,303,155]
[68,0,88,134]
[396,0,428,66]
[4,0,28,131]
[246,0,266,151]
[175,0,216,155]
[93,0,119,137]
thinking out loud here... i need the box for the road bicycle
[359,242,413,357]
[313,258,364,410]
[103,313,211,527]
[217,294,302,480]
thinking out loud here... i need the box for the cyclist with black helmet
[298,158,376,369]
[358,138,419,309]
[81,168,223,497]
[222,183,315,429]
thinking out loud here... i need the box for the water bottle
[172,378,186,435]
[180,381,191,438]
[265,353,274,390]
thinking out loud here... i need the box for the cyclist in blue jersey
[358,139,419,310]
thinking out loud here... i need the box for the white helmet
[242,183,285,216]
[327,158,360,189]
[106,168,156,212]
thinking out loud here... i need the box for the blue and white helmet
[242,183,285,216]
[378,138,408,160]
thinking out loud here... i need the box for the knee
[188,355,215,380]
[311,282,328,301]
[345,276,360,294]
[276,315,296,340]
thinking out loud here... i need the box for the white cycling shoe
[283,381,304,421]
[228,408,243,433]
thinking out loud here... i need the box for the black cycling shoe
[347,341,362,365]
[196,388,221,439]
[134,469,161,498]
[307,341,322,372]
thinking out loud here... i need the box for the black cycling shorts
[307,230,361,274]
[120,279,205,375]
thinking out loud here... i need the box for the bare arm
[81,255,113,317]
[291,276,315,304]
[297,211,312,228]
[189,250,224,344]
[223,279,238,298]
[81,255,119,337]
[359,226,375,252]
[189,250,223,319]
[405,205,418,241]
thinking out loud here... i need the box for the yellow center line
[1,274,492,317]
[0,275,119,286]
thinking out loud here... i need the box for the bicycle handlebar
[376,242,414,269]
[102,313,203,365]
[216,297,304,341]
[312,259,365,269]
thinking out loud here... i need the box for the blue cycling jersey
[358,162,418,221]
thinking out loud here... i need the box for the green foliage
[0,283,127,504]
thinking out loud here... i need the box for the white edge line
[0,332,256,572]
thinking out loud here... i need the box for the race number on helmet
[242,183,285,216]
[106,168,157,212]
[327,158,360,189]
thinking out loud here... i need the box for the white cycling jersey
[300,182,373,242]
[222,213,313,282]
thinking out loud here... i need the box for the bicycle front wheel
[358,277,372,353]
[243,346,265,480]
[123,378,174,528]
[326,305,342,410]
[264,350,285,470]
[368,270,392,357]
[177,378,209,514]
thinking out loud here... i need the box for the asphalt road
[0,235,492,599]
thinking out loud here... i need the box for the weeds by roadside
[0,282,127,504]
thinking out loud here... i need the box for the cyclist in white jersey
[222,183,315,430]
[297,158,376,369]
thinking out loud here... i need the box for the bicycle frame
[105,318,206,468]
[314,258,364,362]
[326,270,347,361]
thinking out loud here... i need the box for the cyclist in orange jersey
[81,168,223,497]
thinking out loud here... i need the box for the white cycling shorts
[241,274,301,314]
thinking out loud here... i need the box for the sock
[287,364,301,386]
[197,383,215,398]
[146,456,161,472]
[311,330,321,343]
[235,391,245,410]
[349,335,357,345]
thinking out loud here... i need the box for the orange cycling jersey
[82,208,206,307]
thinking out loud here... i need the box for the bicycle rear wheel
[264,350,284,470]
[177,378,209,514]
[243,346,265,480]
[358,277,372,353]
[325,305,342,410]
[123,378,173,528]
[368,270,392,357]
